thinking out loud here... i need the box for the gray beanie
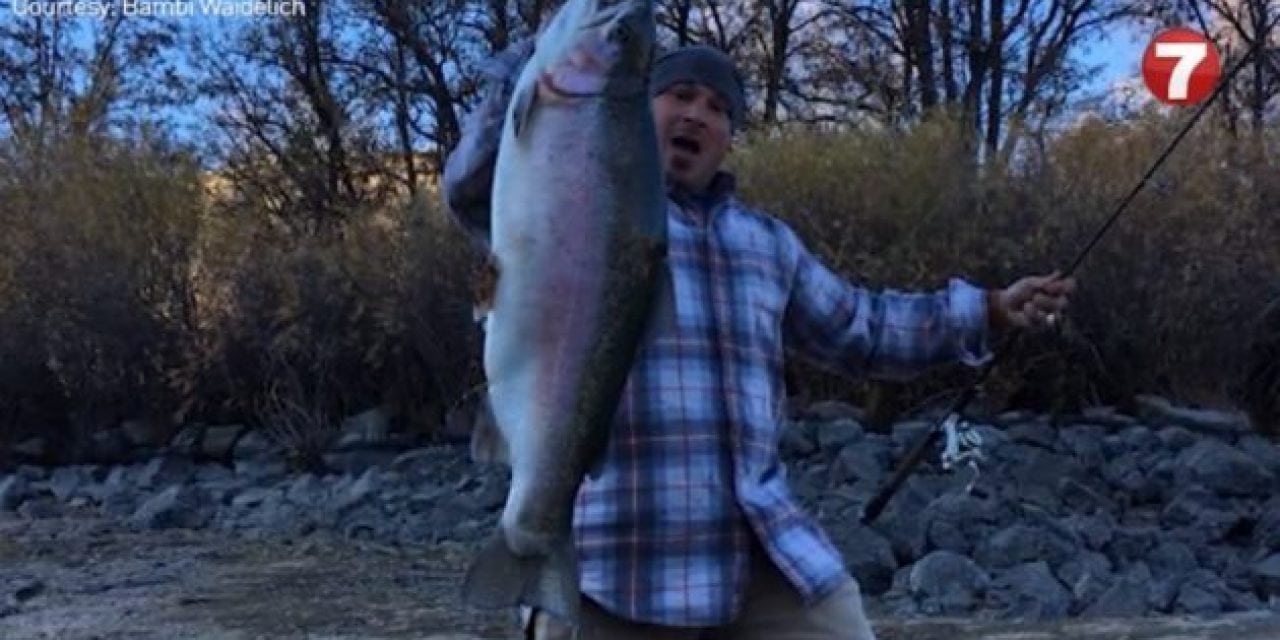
[650,45,746,130]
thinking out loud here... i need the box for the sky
[1079,24,1150,98]
[0,6,1163,152]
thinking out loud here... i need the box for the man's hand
[987,271,1077,332]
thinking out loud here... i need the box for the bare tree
[0,14,179,173]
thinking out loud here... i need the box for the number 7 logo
[1142,28,1223,105]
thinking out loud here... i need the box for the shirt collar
[668,171,738,222]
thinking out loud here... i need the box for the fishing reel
[939,412,985,495]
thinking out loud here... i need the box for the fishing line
[862,27,1273,525]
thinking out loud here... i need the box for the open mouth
[671,135,701,155]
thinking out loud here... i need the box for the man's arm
[441,38,535,249]
[779,225,994,382]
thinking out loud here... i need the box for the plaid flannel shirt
[572,174,995,627]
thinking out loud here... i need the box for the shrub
[732,110,1280,424]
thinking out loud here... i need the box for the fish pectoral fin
[512,79,539,140]
[461,533,582,629]
[468,393,509,466]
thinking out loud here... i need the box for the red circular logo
[1141,28,1222,105]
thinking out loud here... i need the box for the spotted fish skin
[460,0,666,632]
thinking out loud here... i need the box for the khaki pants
[522,547,878,640]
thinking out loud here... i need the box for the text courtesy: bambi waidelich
[9,0,308,18]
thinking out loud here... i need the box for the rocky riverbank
[4,395,1280,632]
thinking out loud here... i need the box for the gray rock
[233,459,287,482]
[331,468,382,514]
[1058,478,1118,515]
[1136,395,1250,433]
[130,485,213,530]
[95,467,139,517]
[47,466,93,501]
[1082,570,1150,617]
[1238,434,1280,474]
[1104,526,1160,566]
[829,443,887,486]
[241,493,317,538]
[137,455,197,489]
[1174,569,1231,615]
[337,406,393,449]
[121,418,167,449]
[987,561,1073,620]
[12,437,48,461]
[834,526,897,595]
[799,400,865,423]
[405,485,450,515]
[1147,574,1185,613]
[779,421,817,458]
[872,476,947,561]
[195,464,235,485]
[1148,541,1200,579]
[1080,406,1138,429]
[1061,511,1117,551]
[1102,452,1160,502]
[469,477,508,513]
[975,524,1078,572]
[908,550,989,614]
[995,411,1037,427]
[88,428,131,463]
[232,430,277,461]
[1118,425,1161,454]
[15,466,47,481]
[285,474,329,507]
[169,425,203,456]
[1176,439,1274,497]
[1007,449,1079,512]
[0,475,31,511]
[1156,426,1198,451]
[1251,553,1280,597]
[1056,550,1113,607]
[1057,425,1107,470]
[1007,421,1058,449]
[1145,457,1181,503]
[17,497,61,519]
[1161,484,1240,544]
[11,578,45,603]
[231,487,278,508]
[815,419,864,455]
[890,420,933,457]
[1255,496,1280,551]
[919,492,1004,556]
[201,425,248,460]
[970,424,1012,452]
[322,449,400,475]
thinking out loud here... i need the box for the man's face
[652,82,733,194]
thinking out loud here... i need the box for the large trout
[460,0,668,629]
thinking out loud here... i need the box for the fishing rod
[861,26,1272,526]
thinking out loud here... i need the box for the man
[443,43,1076,640]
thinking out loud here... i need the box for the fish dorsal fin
[469,392,509,466]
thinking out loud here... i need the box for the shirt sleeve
[779,224,994,381]
[441,38,535,249]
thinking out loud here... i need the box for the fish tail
[461,531,582,630]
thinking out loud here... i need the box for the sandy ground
[3,513,1280,640]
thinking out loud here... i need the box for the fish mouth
[670,135,702,156]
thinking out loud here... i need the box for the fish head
[530,0,655,99]
[589,0,656,81]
